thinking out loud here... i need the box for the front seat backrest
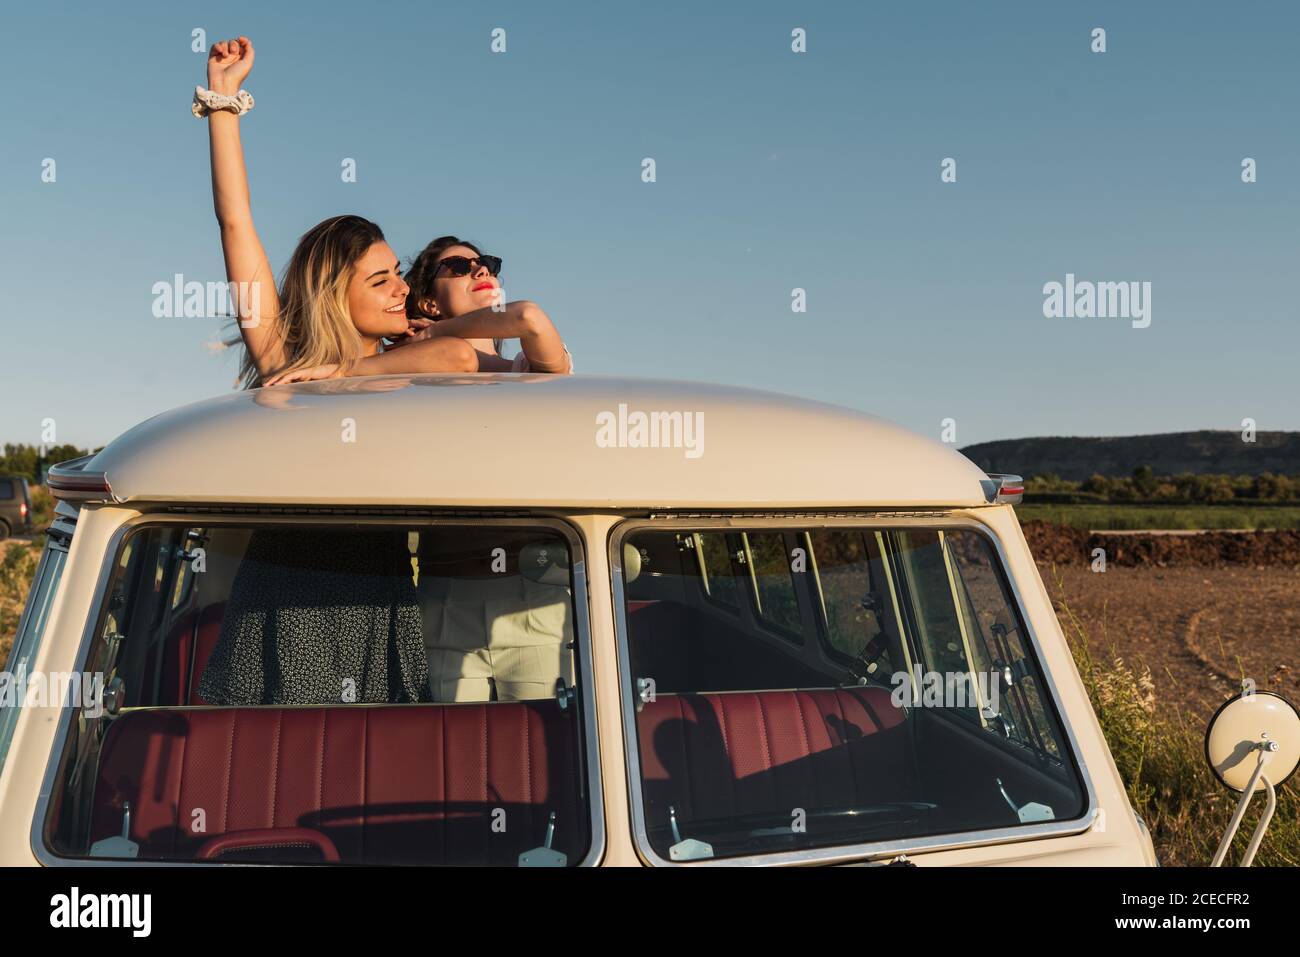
[197,528,430,705]
[420,573,574,703]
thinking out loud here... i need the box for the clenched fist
[208,36,255,95]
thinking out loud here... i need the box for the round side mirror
[1204,691,1300,792]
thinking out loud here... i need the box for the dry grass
[28,484,54,530]
[0,539,42,662]
[1051,565,1298,866]
[1,485,53,661]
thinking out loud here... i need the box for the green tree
[1132,465,1158,498]
[0,443,91,483]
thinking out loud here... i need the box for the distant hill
[960,431,1300,481]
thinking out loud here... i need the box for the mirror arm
[1210,740,1278,868]
[1238,774,1277,867]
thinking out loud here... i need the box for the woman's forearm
[431,301,570,373]
[208,110,253,228]
[426,301,535,340]
[342,337,480,376]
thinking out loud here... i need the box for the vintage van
[0,374,1289,867]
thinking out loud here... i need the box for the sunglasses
[433,254,503,278]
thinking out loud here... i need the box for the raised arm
[419,300,571,373]
[205,37,283,377]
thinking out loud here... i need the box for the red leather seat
[91,702,584,865]
[152,603,226,706]
[636,686,915,848]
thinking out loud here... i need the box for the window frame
[32,510,606,868]
[739,531,806,644]
[943,534,1060,762]
[608,513,1098,867]
[683,530,809,658]
[692,531,741,612]
[805,528,907,683]
[0,535,70,778]
[881,528,990,728]
[886,528,1072,771]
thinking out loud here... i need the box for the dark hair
[404,235,481,321]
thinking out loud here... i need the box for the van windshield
[45,520,592,867]
[618,524,1087,862]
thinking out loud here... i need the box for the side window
[807,529,895,677]
[945,531,1064,760]
[0,539,69,775]
[889,530,975,677]
[744,532,802,640]
[44,521,594,867]
[0,480,13,500]
[695,532,740,609]
[620,524,1087,864]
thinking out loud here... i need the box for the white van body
[0,375,1156,866]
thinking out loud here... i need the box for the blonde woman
[202,36,477,387]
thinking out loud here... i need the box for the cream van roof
[80,375,996,509]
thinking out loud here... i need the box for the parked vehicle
[0,475,32,540]
[0,375,1293,866]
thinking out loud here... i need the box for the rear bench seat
[90,702,583,865]
[636,686,915,852]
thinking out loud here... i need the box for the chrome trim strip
[938,530,992,727]
[608,513,1098,867]
[31,510,606,868]
[692,533,711,595]
[740,533,761,614]
[876,530,917,690]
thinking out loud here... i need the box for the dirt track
[1023,521,1298,716]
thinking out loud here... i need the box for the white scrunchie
[192,86,255,118]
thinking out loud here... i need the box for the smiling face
[417,244,500,319]
[347,241,411,339]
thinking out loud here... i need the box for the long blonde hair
[234,214,385,389]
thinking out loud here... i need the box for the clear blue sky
[1,0,1296,450]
